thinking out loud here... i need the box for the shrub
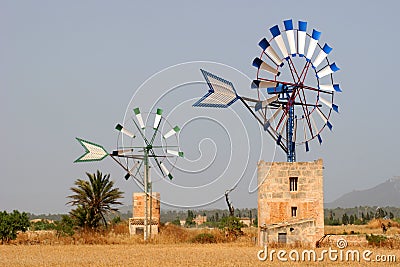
[191,233,216,244]
[366,234,387,245]
[0,210,30,243]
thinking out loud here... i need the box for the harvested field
[0,223,399,266]
[1,243,399,266]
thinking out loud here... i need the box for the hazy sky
[2,1,400,214]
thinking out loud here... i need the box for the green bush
[366,234,387,245]
[0,210,30,243]
[191,233,216,244]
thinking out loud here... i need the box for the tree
[342,213,349,225]
[171,217,181,226]
[185,210,195,227]
[349,215,355,225]
[219,216,244,240]
[0,210,30,243]
[67,170,123,229]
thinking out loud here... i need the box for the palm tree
[67,170,123,229]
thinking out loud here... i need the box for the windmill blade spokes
[255,95,279,111]
[319,96,339,113]
[306,29,321,61]
[316,107,333,130]
[297,21,307,56]
[313,43,332,68]
[150,108,163,145]
[259,38,283,67]
[112,148,134,156]
[319,83,342,92]
[115,124,135,138]
[310,113,322,145]
[316,62,340,78]
[160,162,173,180]
[252,57,280,76]
[270,25,289,59]
[284,19,296,57]
[133,108,145,129]
[166,149,184,158]
[153,108,163,130]
[164,126,180,139]
[125,160,141,180]
[264,106,283,130]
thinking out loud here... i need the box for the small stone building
[129,192,160,236]
[258,159,324,247]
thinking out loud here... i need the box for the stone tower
[128,192,160,236]
[258,159,324,246]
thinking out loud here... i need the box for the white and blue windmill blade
[115,123,135,138]
[316,107,333,130]
[251,79,278,89]
[318,96,339,113]
[258,38,284,67]
[306,29,322,61]
[153,108,163,129]
[319,83,342,93]
[317,62,340,78]
[312,43,333,69]
[270,25,289,59]
[310,113,323,145]
[252,57,280,76]
[263,106,283,131]
[303,119,310,152]
[193,69,239,108]
[284,19,296,57]
[276,115,289,146]
[255,95,279,111]
[160,162,173,180]
[133,107,145,129]
[297,21,307,57]
[163,126,180,139]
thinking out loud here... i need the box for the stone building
[258,159,324,247]
[128,192,160,236]
[193,214,207,226]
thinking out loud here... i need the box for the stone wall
[132,192,160,221]
[258,159,324,246]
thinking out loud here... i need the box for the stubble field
[1,222,399,266]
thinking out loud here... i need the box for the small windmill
[75,107,183,240]
[194,19,341,162]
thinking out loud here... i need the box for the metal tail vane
[194,19,341,162]
[75,107,183,240]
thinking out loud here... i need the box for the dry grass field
[0,221,399,266]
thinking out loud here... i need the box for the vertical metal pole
[149,168,153,238]
[144,149,149,241]
[287,104,296,162]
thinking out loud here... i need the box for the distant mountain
[325,177,400,208]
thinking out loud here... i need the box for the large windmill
[75,107,183,240]
[194,19,341,162]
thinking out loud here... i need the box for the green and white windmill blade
[149,108,163,146]
[74,138,109,163]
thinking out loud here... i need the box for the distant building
[258,159,324,247]
[129,192,160,237]
[193,214,207,226]
[239,217,254,227]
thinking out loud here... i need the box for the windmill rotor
[74,107,184,241]
[193,19,341,162]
